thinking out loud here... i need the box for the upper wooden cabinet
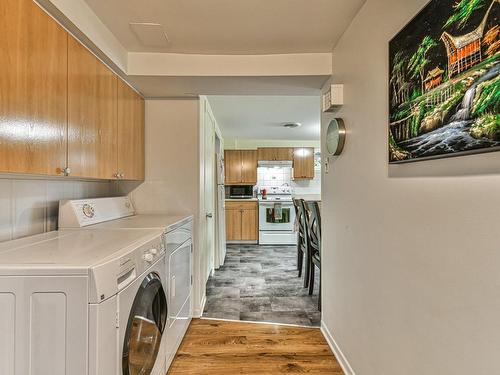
[68,37,118,179]
[293,148,315,180]
[117,79,145,181]
[224,150,257,185]
[258,148,293,161]
[0,0,68,175]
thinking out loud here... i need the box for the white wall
[0,178,112,242]
[126,99,208,316]
[321,0,500,374]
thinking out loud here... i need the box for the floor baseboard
[321,321,356,375]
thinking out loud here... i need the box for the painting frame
[388,0,500,164]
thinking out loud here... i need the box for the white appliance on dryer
[0,228,167,375]
[58,196,193,370]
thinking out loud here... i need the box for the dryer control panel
[59,196,135,228]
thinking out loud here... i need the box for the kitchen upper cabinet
[225,201,258,242]
[68,37,118,179]
[224,150,242,185]
[240,150,257,184]
[117,79,145,180]
[257,148,293,161]
[224,150,257,185]
[0,0,68,175]
[293,147,315,180]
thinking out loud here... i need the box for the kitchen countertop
[292,194,322,202]
[225,198,259,202]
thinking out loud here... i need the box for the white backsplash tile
[0,178,114,243]
[13,180,47,239]
[0,180,13,242]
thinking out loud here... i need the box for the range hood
[258,160,293,167]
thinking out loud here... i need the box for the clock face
[326,118,346,155]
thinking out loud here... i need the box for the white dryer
[58,196,193,370]
[0,228,167,375]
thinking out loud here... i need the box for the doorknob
[206,213,213,218]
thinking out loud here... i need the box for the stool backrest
[307,201,321,256]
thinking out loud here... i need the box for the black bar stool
[307,201,321,311]
[294,199,311,288]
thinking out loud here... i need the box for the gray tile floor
[203,244,321,327]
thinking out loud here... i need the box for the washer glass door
[122,272,167,375]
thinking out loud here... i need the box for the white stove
[258,186,296,245]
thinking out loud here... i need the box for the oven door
[259,201,295,231]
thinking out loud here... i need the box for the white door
[203,102,216,281]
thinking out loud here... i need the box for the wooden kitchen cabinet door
[240,150,257,184]
[241,205,258,241]
[0,0,68,175]
[293,147,315,180]
[117,79,145,180]
[257,148,293,161]
[224,150,242,184]
[225,206,242,241]
[274,148,294,161]
[68,37,118,179]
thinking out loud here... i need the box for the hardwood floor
[167,319,344,374]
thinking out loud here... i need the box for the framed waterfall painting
[389,0,500,163]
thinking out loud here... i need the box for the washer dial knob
[143,253,154,262]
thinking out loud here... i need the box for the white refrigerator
[215,153,226,268]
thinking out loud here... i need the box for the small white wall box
[322,84,344,112]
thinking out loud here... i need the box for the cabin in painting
[389,0,500,163]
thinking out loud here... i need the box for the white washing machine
[59,196,193,370]
[0,228,167,375]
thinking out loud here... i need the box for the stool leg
[298,249,303,277]
[308,263,315,295]
[303,250,310,288]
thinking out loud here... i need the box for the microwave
[228,185,254,198]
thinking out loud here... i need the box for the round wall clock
[326,118,346,155]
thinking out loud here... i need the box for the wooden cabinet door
[0,0,68,175]
[241,205,258,241]
[275,148,294,161]
[293,148,315,180]
[117,79,145,180]
[225,207,242,241]
[68,37,118,179]
[257,148,276,161]
[224,150,242,184]
[241,150,257,184]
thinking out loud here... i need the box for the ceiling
[82,0,366,54]
[208,96,321,140]
[128,75,329,98]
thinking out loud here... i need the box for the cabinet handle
[62,167,71,176]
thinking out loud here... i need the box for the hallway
[203,244,321,326]
[167,319,343,374]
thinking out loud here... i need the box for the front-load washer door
[122,272,167,375]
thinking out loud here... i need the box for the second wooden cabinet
[293,147,315,180]
[224,150,257,185]
[257,148,293,161]
[68,37,118,179]
[226,201,258,242]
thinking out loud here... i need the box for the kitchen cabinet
[68,37,118,179]
[257,148,293,161]
[224,150,257,185]
[0,0,68,176]
[293,147,315,180]
[117,79,145,180]
[225,201,258,242]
